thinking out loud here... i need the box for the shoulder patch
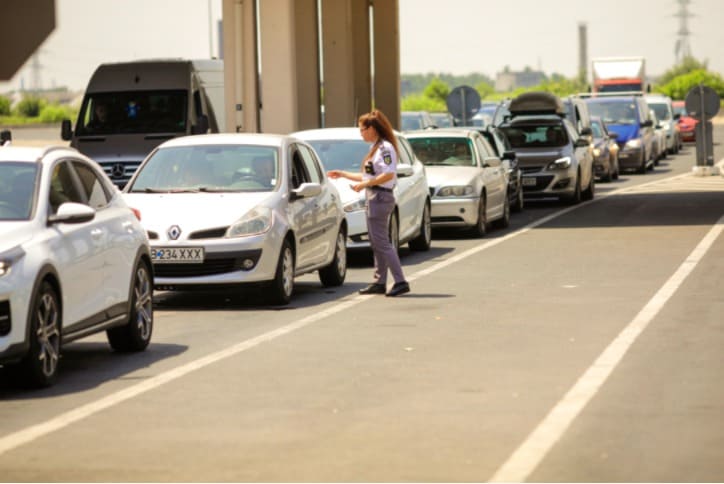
[382,151,392,165]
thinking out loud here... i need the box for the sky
[2,0,723,92]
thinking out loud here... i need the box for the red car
[672,100,698,142]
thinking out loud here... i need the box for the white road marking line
[0,172,710,457]
[489,215,724,483]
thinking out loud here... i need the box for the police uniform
[363,139,406,289]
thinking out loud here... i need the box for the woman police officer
[327,109,410,297]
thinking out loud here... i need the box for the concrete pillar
[372,0,400,130]
[258,0,320,133]
[0,0,55,80]
[321,0,371,127]
[222,0,259,133]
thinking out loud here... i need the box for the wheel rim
[389,213,399,251]
[282,247,294,297]
[422,204,431,245]
[134,265,153,341]
[335,231,346,276]
[36,291,60,378]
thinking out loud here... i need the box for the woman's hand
[350,182,366,192]
[327,170,344,179]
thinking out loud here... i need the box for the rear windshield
[649,103,671,120]
[500,124,569,148]
[0,163,38,220]
[407,137,476,166]
[587,101,637,125]
[76,90,188,136]
[127,145,280,193]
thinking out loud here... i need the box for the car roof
[157,133,291,149]
[404,128,478,139]
[509,92,565,116]
[0,146,75,163]
[292,127,405,140]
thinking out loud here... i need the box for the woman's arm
[327,170,363,182]
[350,172,394,192]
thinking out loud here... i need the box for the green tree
[475,81,495,100]
[0,96,11,116]
[657,56,708,86]
[657,69,724,100]
[423,78,450,103]
[15,96,46,117]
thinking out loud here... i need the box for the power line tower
[674,0,694,64]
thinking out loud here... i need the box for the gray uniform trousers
[366,188,405,285]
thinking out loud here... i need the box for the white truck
[591,57,647,94]
[61,59,225,188]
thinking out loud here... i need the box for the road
[2,126,724,481]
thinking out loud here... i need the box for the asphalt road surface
[1,125,724,482]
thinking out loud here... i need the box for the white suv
[0,146,153,387]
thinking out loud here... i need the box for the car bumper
[680,129,695,142]
[617,147,645,169]
[520,167,578,197]
[430,196,480,227]
[0,273,31,362]
[344,210,372,250]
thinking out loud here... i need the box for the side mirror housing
[397,163,414,177]
[48,202,96,225]
[61,119,73,141]
[580,126,593,136]
[192,114,209,135]
[574,138,591,148]
[483,156,501,168]
[608,132,619,140]
[673,113,681,120]
[641,120,653,128]
[502,150,516,161]
[290,182,322,201]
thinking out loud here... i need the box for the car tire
[582,170,595,201]
[470,195,487,237]
[494,195,510,229]
[637,150,647,174]
[107,260,153,352]
[602,155,613,182]
[408,201,432,251]
[318,226,347,287]
[389,211,400,253]
[511,184,524,213]
[613,156,620,180]
[269,239,294,305]
[563,173,582,205]
[15,281,61,387]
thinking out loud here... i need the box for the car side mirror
[483,156,501,168]
[580,126,593,136]
[574,138,590,148]
[48,202,96,225]
[192,114,209,135]
[674,113,681,120]
[641,120,653,128]
[608,132,619,140]
[61,119,73,141]
[290,182,322,201]
[501,150,516,161]
[397,163,414,177]
[1,129,11,145]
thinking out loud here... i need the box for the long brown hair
[359,109,399,161]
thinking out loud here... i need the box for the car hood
[514,147,568,166]
[425,166,480,187]
[328,178,367,205]
[605,124,639,143]
[123,192,278,236]
[0,222,34,253]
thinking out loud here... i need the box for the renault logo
[111,163,125,178]
[167,225,181,240]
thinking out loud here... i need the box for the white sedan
[406,128,510,236]
[123,133,348,305]
[292,128,432,252]
[0,146,153,387]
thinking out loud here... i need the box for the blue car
[584,95,655,173]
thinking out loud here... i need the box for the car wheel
[613,155,620,180]
[388,211,400,252]
[637,150,647,174]
[269,239,294,305]
[16,281,61,387]
[563,173,582,205]
[602,155,613,182]
[494,195,510,229]
[319,226,347,286]
[512,184,524,213]
[107,260,153,352]
[470,195,487,237]
[409,201,431,251]
[582,170,595,201]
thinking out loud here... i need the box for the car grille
[432,216,465,223]
[147,230,159,240]
[0,301,10,336]
[520,165,544,173]
[153,250,262,278]
[189,227,229,239]
[99,161,142,189]
[522,175,554,191]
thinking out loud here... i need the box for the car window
[290,146,311,189]
[306,139,370,172]
[590,120,603,138]
[0,162,38,220]
[500,124,569,148]
[401,115,423,131]
[586,101,637,125]
[649,103,671,120]
[297,144,323,184]
[473,134,495,158]
[407,137,475,167]
[397,137,414,165]
[49,161,85,214]
[71,161,111,209]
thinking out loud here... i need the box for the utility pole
[30,52,43,92]
[674,0,693,64]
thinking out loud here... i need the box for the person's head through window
[252,156,275,186]
[91,102,108,128]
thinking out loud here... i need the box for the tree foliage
[656,69,724,100]
[0,96,11,116]
[657,56,708,86]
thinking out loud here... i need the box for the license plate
[151,247,204,264]
[522,177,537,187]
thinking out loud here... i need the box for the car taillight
[131,207,141,221]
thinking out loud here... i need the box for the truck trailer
[591,57,647,94]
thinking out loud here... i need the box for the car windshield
[127,145,280,193]
[500,124,569,148]
[0,163,38,220]
[76,90,188,136]
[305,139,371,172]
[407,137,476,166]
[587,101,637,125]
[649,103,671,120]
[401,115,424,131]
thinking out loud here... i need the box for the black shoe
[359,283,386,295]
[386,281,410,297]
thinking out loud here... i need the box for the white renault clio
[0,146,153,387]
[122,133,347,305]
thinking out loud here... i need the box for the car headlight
[0,246,26,277]
[593,148,601,157]
[625,138,642,149]
[343,198,366,213]
[226,206,273,238]
[547,156,571,170]
[437,185,474,197]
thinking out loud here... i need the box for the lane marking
[0,172,710,457]
[489,214,724,483]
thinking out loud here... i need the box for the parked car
[122,133,347,305]
[500,92,595,204]
[401,111,435,131]
[429,112,456,128]
[646,94,680,154]
[0,146,153,387]
[292,127,432,253]
[672,100,697,143]
[478,127,524,212]
[649,109,667,165]
[584,94,655,173]
[562,95,594,140]
[590,116,620,182]
[405,128,509,236]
